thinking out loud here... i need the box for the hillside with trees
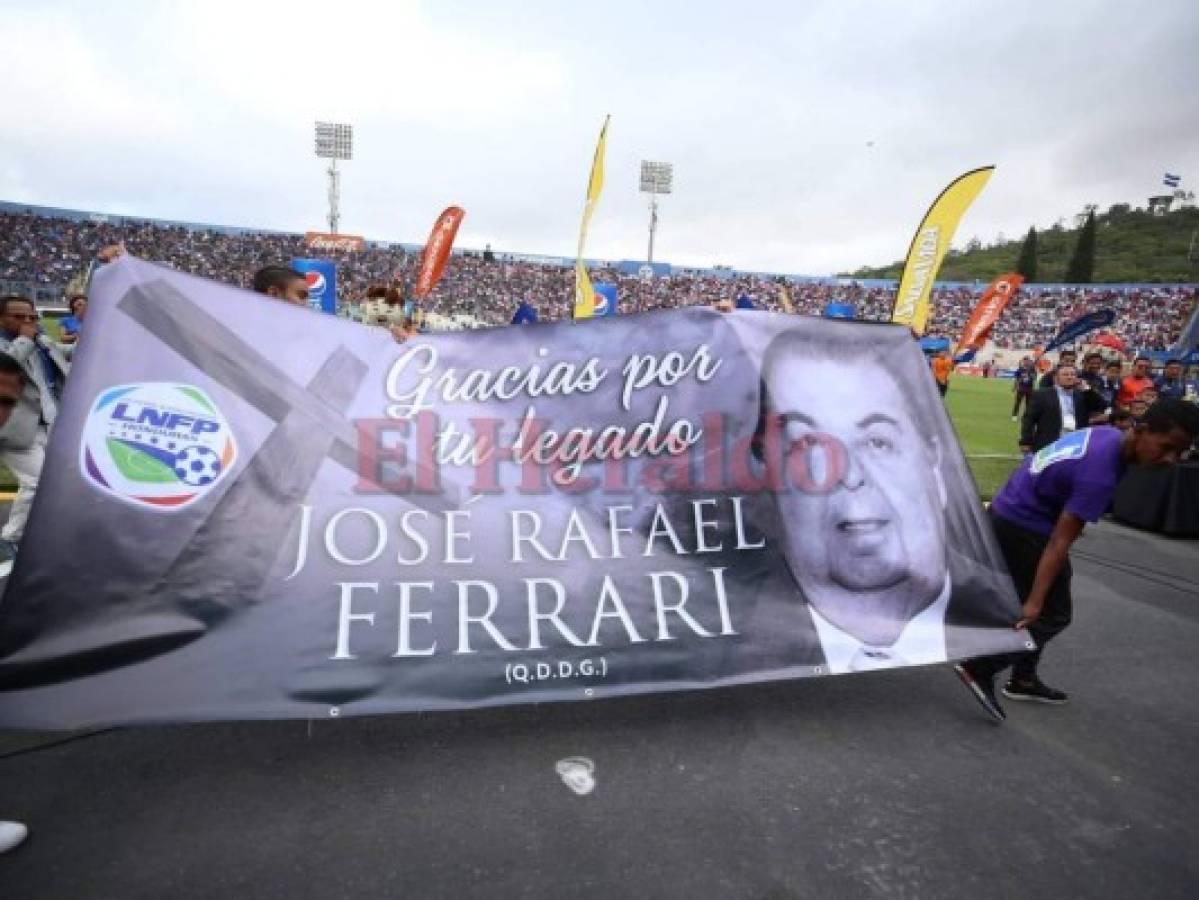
[845,204,1199,283]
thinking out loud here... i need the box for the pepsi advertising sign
[593,282,619,317]
[291,258,338,314]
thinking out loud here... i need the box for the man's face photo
[763,349,948,645]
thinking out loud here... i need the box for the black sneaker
[1002,677,1068,704]
[953,663,1006,723]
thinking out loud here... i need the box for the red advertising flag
[954,273,1023,357]
[412,206,465,299]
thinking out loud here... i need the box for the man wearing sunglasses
[0,295,71,561]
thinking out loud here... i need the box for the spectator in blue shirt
[1154,359,1187,400]
[59,293,86,345]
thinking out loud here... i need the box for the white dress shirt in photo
[809,577,951,674]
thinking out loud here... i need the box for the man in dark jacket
[1037,349,1077,389]
[1020,364,1095,453]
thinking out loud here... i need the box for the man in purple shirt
[955,399,1199,722]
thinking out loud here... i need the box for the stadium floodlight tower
[639,160,673,267]
[314,121,353,234]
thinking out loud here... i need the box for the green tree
[1015,227,1038,281]
[1064,210,1096,283]
[842,205,1199,282]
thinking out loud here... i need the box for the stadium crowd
[0,209,1195,351]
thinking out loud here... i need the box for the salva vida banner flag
[890,166,994,336]
[0,257,1029,729]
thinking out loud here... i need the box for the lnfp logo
[80,383,237,509]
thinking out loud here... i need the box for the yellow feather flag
[573,116,610,320]
[777,281,795,314]
[890,166,994,335]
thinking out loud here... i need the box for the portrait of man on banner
[725,318,1022,675]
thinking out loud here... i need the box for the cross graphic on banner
[118,280,460,614]
[0,280,461,688]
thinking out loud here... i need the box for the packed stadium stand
[1,203,1195,351]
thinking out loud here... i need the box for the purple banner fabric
[0,257,1028,729]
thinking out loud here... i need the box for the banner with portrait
[0,257,1030,729]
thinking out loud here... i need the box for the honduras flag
[592,283,619,317]
[511,300,538,325]
[1164,173,1181,188]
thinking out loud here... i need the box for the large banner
[0,258,1029,729]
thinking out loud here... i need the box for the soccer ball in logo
[174,445,222,486]
[80,382,237,510]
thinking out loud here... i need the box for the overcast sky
[2,0,1196,274]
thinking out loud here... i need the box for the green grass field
[943,375,1023,499]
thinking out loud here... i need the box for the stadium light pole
[639,161,673,266]
[314,122,353,234]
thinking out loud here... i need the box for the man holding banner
[958,401,1199,719]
